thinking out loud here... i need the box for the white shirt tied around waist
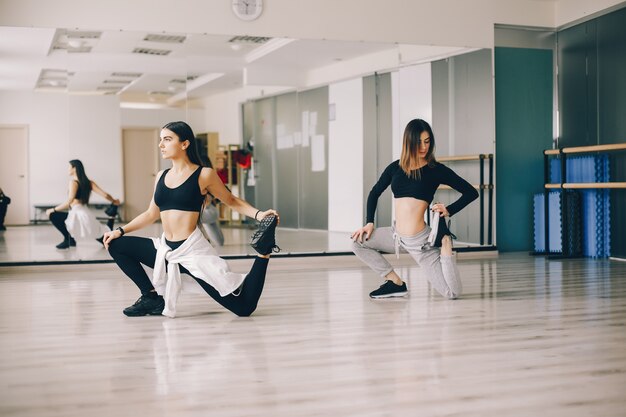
[151,227,247,318]
[65,204,108,240]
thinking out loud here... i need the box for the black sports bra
[366,160,478,223]
[154,166,205,212]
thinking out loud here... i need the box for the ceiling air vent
[97,86,122,91]
[133,47,171,56]
[170,78,186,84]
[229,35,272,44]
[111,72,142,78]
[144,34,186,43]
[148,91,174,96]
[103,79,132,84]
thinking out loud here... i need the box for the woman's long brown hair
[399,119,436,179]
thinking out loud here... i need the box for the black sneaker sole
[370,291,408,299]
[251,214,279,255]
[123,308,164,317]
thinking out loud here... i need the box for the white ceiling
[0,25,469,107]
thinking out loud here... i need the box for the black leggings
[108,236,269,317]
[49,211,71,239]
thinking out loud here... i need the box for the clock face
[232,0,263,21]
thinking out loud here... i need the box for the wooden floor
[1,253,625,417]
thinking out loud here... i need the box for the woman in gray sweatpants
[351,119,478,299]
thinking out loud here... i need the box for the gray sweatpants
[352,225,462,299]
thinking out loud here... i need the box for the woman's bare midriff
[160,210,200,241]
[394,197,429,236]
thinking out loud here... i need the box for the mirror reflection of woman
[46,160,120,249]
[103,121,279,318]
[351,119,478,299]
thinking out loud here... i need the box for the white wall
[121,108,187,128]
[0,92,69,213]
[0,0,559,50]
[0,91,123,215]
[68,95,123,204]
[200,86,290,146]
[328,78,363,232]
[393,64,433,160]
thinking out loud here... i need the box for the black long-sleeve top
[366,160,478,223]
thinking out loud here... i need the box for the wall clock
[231,0,263,21]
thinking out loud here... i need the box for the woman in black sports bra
[351,119,478,299]
[103,121,280,318]
[46,159,120,249]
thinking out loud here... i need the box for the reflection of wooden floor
[0,224,489,266]
[1,253,625,416]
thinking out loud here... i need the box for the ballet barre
[544,143,626,155]
[545,182,626,189]
[540,142,626,257]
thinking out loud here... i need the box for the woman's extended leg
[191,257,269,317]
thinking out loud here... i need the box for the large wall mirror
[0,25,495,264]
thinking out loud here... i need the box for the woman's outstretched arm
[200,167,277,221]
[90,181,120,205]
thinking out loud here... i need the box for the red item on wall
[217,169,229,184]
[233,150,252,169]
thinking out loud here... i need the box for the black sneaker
[369,280,408,299]
[55,237,76,249]
[250,214,281,255]
[432,216,456,247]
[123,294,165,317]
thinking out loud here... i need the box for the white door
[0,126,29,225]
[122,128,159,220]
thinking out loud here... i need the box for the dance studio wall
[431,49,495,245]
[0,87,205,223]
[328,78,364,233]
[557,6,626,258]
[494,47,553,252]
[244,86,330,230]
[0,91,122,218]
